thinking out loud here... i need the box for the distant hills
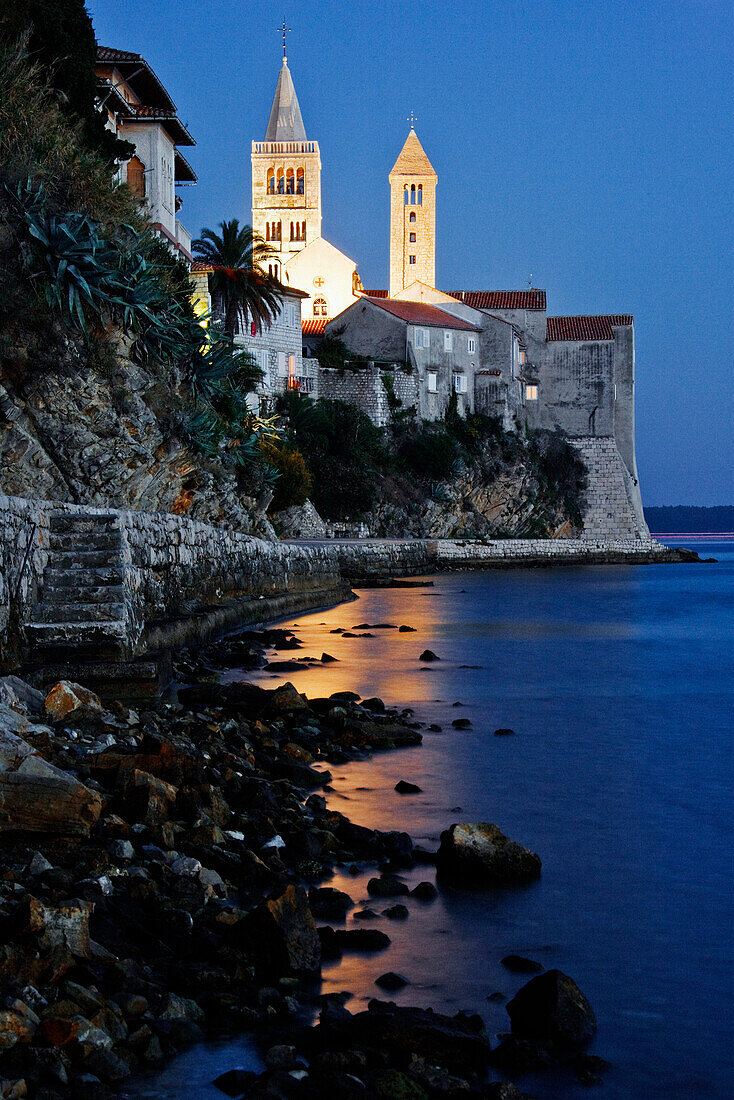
[644,506,734,533]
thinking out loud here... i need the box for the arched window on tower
[313,296,328,317]
[296,168,304,195]
[290,221,294,241]
[267,168,275,194]
[276,221,282,242]
[126,156,146,198]
[265,223,270,241]
[404,186,409,206]
[276,167,285,194]
[409,212,416,223]
[286,168,295,194]
[417,184,423,205]
[410,184,416,205]
[302,220,306,241]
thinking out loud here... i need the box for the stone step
[38,584,126,607]
[43,566,125,588]
[50,513,119,534]
[50,531,122,552]
[31,601,126,624]
[25,620,128,646]
[51,549,123,569]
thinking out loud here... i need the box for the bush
[260,441,312,511]
[400,429,456,479]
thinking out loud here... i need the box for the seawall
[1,493,686,676]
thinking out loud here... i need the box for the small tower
[389,126,437,297]
[251,53,321,280]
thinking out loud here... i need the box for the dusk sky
[88,0,733,507]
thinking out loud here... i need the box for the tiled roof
[364,289,388,298]
[546,315,633,341]
[364,297,481,331]
[302,318,327,335]
[96,46,177,115]
[448,290,547,311]
[190,261,212,273]
[97,47,140,63]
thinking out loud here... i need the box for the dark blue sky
[88,0,732,506]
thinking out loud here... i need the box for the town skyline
[88,0,733,507]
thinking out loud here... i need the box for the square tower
[251,58,321,280]
[389,128,437,297]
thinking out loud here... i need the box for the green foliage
[316,335,350,371]
[260,440,313,511]
[400,428,456,479]
[192,220,282,335]
[0,1,132,164]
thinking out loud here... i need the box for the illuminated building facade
[389,127,437,298]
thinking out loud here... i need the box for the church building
[251,50,364,321]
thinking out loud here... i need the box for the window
[417,184,423,205]
[427,371,438,393]
[313,296,328,317]
[277,167,285,193]
[288,353,296,377]
[453,372,467,394]
[267,168,275,194]
[409,212,416,223]
[519,349,526,364]
[409,255,416,264]
[277,351,287,376]
[256,348,268,375]
[410,184,416,204]
[286,167,295,194]
[444,331,453,351]
[409,232,416,243]
[525,385,538,401]
[404,186,409,205]
[296,167,304,194]
[414,328,430,349]
[302,220,306,241]
[126,156,146,198]
[468,337,476,353]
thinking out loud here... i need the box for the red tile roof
[364,289,388,298]
[448,290,547,311]
[191,261,212,273]
[302,318,328,335]
[364,297,481,331]
[546,315,633,342]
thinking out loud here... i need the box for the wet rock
[372,1069,425,1097]
[353,908,380,921]
[451,718,472,729]
[494,728,515,736]
[367,875,410,898]
[375,972,409,991]
[265,1043,297,1068]
[398,625,417,632]
[212,1068,258,1096]
[269,683,309,713]
[395,780,422,794]
[342,720,422,750]
[20,895,92,959]
[436,823,541,884]
[309,887,354,921]
[44,681,103,722]
[362,697,385,713]
[506,969,596,1047]
[321,653,338,663]
[408,1056,471,1094]
[334,928,390,952]
[382,904,409,920]
[501,955,543,974]
[108,839,134,861]
[315,999,490,1076]
[573,1052,611,1084]
[418,650,440,662]
[410,882,438,901]
[247,885,321,976]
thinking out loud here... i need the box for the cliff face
[0,353,275,537]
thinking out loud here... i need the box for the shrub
[401,429,456,479]
[260,441,313,511]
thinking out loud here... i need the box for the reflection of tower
[389,127,437,297]
[251,56,322,280]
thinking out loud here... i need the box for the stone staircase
[572,437,648,541]
[25,512,130,660]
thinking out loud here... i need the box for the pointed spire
[265,58,307,142]
[389,128,437,179]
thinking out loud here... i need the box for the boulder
[44,682,102,722]
[506,969,597,1047]
[418,650,440,662]
[367,875,409,898]
[20,895,92,959]
[0,728,102,837]
[501,955,543,974]
[395,780,422,794]
[436,823,541,884]
[246,885,321,977]
[308,887,354,921]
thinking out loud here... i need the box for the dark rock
[494,728,515,736]
[501,955,543,974]
[488,1035,554,1073]
[383,904,409,920]
[213,1068,258,1096]
[506,969,597,1047]
[451,718,472,729]
[410,881,438,901]
[321,653,339,663]
[353,908,380,920]
[418,650,440,662]
[398,625,417,632]
[372,1069,425,1097]
[246,884,321,976]
[573,1052,611,1084]
[375,972,409,991]
[395,780,422,794]
[335,928,390,952]
[362,697,386,712]
[367,875,410,898]
[436,823,542,884]
[309,887,354,921]
[487,991,506,1003]
[330,691,361,703]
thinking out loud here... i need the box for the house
[95,47,196,262]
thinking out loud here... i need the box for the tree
[192,220,283,336]
[0,0,132,164]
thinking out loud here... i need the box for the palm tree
[192,220,282,336]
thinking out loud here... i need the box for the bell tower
[251,43,321,280]
[389,124,437,297]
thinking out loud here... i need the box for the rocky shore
[0,625,605,1099]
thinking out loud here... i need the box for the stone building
[95,48,196,262]
[251,53,364,320]
[389,128,437,297]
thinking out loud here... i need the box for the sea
[122,537,733,1099]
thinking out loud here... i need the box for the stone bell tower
[251,50,322,280]
[389,125,437,297]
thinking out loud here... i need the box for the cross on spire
[279,20,291,59]
[407,111,418,129]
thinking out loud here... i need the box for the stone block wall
[317,366,391,426]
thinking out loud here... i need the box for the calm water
[124,540,734,1098]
